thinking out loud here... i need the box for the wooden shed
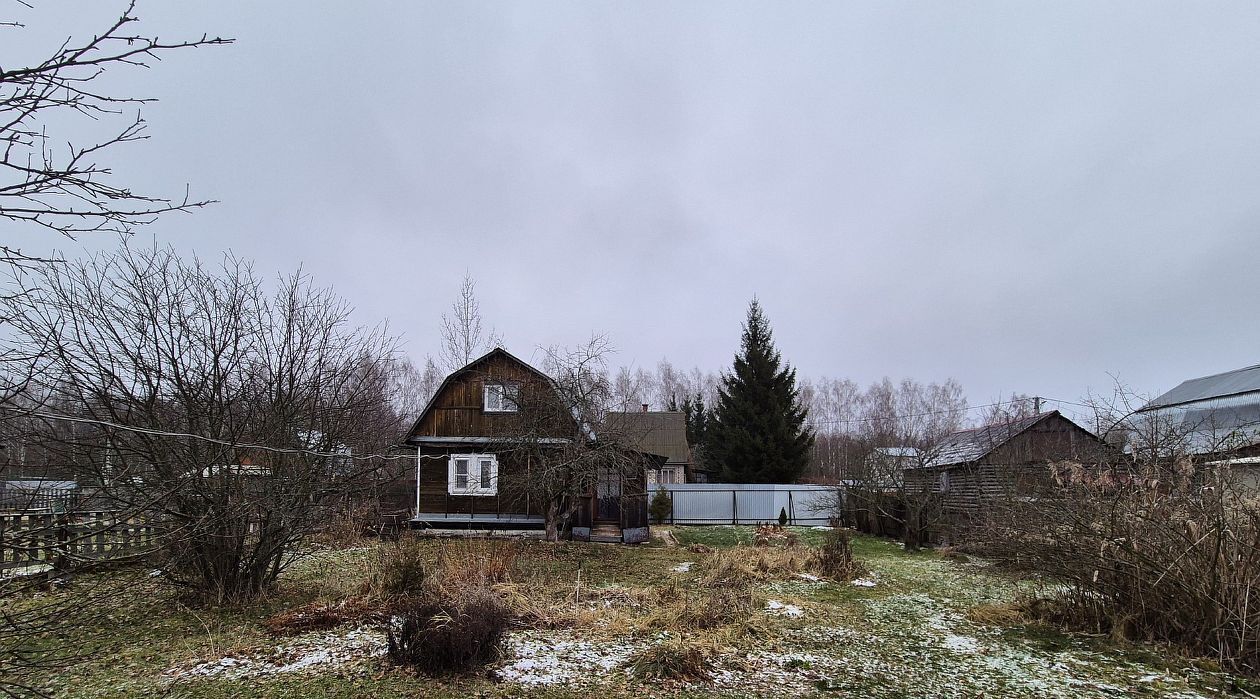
[904,411,1116,518]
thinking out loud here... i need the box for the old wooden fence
[0,511,160,575]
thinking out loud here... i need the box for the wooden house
[604,408,691,485]
[403,348,651,543]
[904,411,1117,517]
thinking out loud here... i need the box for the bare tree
[497,337,645,541]
[439,273,501,372]
[1,244,402,603]
[839,378,969,549]
[0,2,231,261]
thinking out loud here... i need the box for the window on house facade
[449,453,498,496]
[937,470,951,493]
[483,383,520,413]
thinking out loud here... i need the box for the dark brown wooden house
[904,410,1118,518]
[403,348,651,543]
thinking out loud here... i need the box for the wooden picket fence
[0,510,159,575]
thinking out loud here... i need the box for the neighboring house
[402,348,652,543]
[905,411,1116,516]
[605,408,690,485]
[1133,363,1260,487]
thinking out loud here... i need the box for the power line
[0,406,446,462]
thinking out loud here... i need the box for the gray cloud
[7,1,1260,412]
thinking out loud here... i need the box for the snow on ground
[851,578,877,587]
[765,599,804,618]
[495,631,644,686]
[164,625,385,681]
[671,561,694,573]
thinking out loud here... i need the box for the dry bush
[754,525,799,547]
[687,543,715,554]
[972,467,1260,676]
[263,598,372,636]
[812,528,868,581]
[627,636,719,681]
[362,539,429,601]
[385,586,513,675]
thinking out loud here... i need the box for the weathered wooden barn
[904,410,1116,517]
[402,348,651,543]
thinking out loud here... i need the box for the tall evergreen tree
[707,299,814,483]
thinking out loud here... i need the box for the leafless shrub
[974,463,1260,675]
[813,528,867,581]
[385,587,512,675]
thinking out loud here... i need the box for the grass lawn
[9,527,1247,698]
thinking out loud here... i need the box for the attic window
[448,454,497,496]
[484,383,519,413]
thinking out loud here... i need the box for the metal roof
[923,412,1058,468]
[604,411,690,465]
[1141,363,1260,411]
[873,447,920,459]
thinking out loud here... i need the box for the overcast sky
[8,1,1260,417]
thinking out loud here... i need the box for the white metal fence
[647,484,840,525]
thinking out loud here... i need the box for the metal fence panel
[649,484,840,525]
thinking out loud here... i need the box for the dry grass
[627,636,722,681]
[754,524,799,547]
[965,601,1028,627]
[262,598,373,636]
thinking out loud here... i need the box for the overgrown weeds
[627,636,720,681]
[813,528,867,581]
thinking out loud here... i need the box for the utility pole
[1033,396,1042,415]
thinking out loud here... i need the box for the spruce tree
[707,299,814,483]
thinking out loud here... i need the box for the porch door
[596,465,622,522]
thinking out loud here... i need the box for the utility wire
[0,405,446,462]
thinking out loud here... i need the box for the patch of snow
[795,573,822,582]
[852,578,877,587]
[765,599,804,618]
[943,634,980,654]
[670,561,694,573]
[167,625,385,680]
[496,631,643,686]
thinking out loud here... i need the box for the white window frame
[483,383,520,413]
[448,453,498,496]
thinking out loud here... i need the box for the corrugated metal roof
[605,411,690,464]
[1142,363,1260,410]
[924,412,1056,468]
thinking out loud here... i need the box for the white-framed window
[937,470,951,493]
[483,383,520,413]
[448,453,498,496]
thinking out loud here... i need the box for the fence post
[731,490,738,525]
[788,490,795,525]
[668,489,674,525]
